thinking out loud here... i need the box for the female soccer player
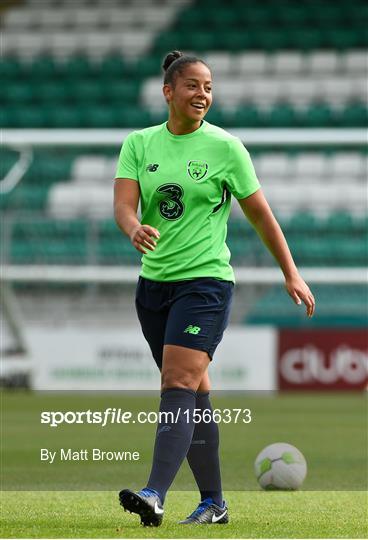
[114,50,315,527]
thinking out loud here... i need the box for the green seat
[204,107,226,126]
[246,284,368,327]
[0,107,16,128]
[0,57,22,78]
[5,185,49,211]
[47,105,83,128]
[289,29,324,50]
[325,212,354,233]
[302,103,335,127]
[135,57,161,78]
[266,104,298,127]
[325,29,359,49]
[36,82,70,104]
[286,212,321,234]
[175,6,206,29]
[87,106,117,127]
[310,5,344,25]
[63,56,94,78]
[104,81,139,103]
[11,106,46,128]
[69,80,103,104]
[2,82,35,104]
[338,103,368,127]
[253,30,291,50]
[99,55,126,77]
[148,109,168,126]
[218,31,254,51]
[240,5,273,26]
[277,5,309,26]
[330,238,367,266]
[153,32,183,54]
[210,7,238,27]
[29,56,58,79]
[26,154,73,184]
[186,32,216,52]
[114,106,151,128]
[229,106,263,127]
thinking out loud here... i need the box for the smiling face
[163,62,213,129]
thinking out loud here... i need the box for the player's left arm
[238,189,315,317]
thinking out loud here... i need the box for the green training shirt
[115,120,260,282]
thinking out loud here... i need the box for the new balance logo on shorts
[184,325,201,335]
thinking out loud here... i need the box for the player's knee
[161,367,199,391]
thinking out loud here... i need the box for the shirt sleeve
[115,132,139,181]
[226,137,260,199]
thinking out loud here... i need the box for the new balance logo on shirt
[146,163,159,172]
[184,325,201,335]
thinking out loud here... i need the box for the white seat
[84,32,114,59]
[141,77,166,110]
[271,52,305,75]
[48,184,113,219]
[69,8,104,28]
[16,33,49,58]
[256,154,291,182]
[139,6,177,28]
[283,78,320,106]
[202,52,232,77]
[307,51,340,74]
[342,50,368,74]
[349,77,368,102]
[327,153,366,181]
[106,158,119,180]
[237,53,269,76]
[3,8,37,28]
[1,32,19,55]
[38,8,71,28]
[213,80,245,107]
[248,79,283,106]
[49,32,82,58]
[113,31,154,59]
[103,8,136,26]
[320,78,353,105]
[261,183,366,215]
[72,156,108,183]
[293,153,327,179]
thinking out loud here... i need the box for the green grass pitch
[1,391,367,538]
[1,490,367,538]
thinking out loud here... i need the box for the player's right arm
[114,178,160,254]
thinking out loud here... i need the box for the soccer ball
[254,443,307,490]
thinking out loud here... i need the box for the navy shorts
[135,276,234,370]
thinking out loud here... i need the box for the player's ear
[163,84,172,104]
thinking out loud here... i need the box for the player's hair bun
[162,50,183,72]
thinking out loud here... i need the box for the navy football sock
[186,391,223,507]
[146,387,196,503]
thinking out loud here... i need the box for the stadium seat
[301,103,335,127]
[271,52,305,75]
[338,103,368,127]
[293,153,328,180]
[307,51,340,74]
[104,81,139,104]
[47,106,83,128]
[256,154,292,182]
[72,156,108,183]
[342,50,368,73]
[237,52,269,76]
[265,104,298,127]
[227,106,262,128]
